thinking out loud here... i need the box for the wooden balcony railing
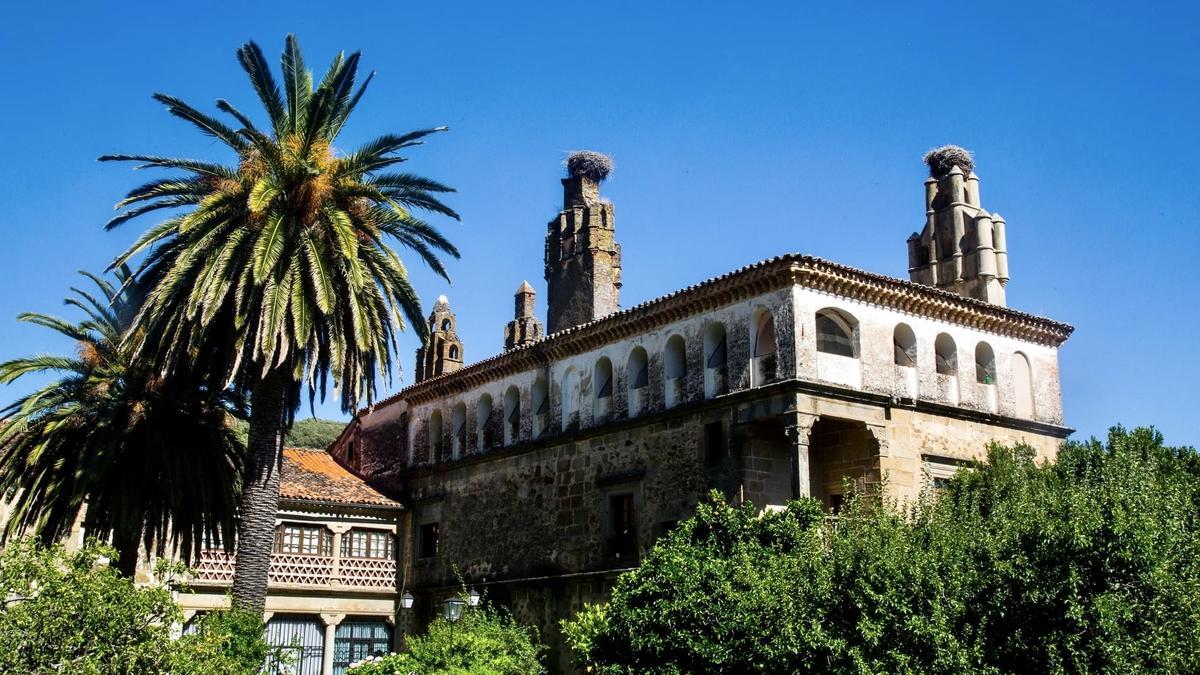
[190,550,397,592]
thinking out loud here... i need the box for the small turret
[504,280,544,350]
[907,146,1009,306]
[414,295,464,382]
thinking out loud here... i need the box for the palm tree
[100,36,459,609]
[0,268,244,576]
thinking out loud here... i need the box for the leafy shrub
[349,599,545,675]
[565,427,1200,674]
[0,539,181,673]
[0,539,277,674]
[171,606,278,674]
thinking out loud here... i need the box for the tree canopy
[100,33,460,610]
[0,268,243,574]
[0,539,276,674]
[564,427,1200,674]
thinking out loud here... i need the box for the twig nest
[923,145,974,178]
[566,151,613,182]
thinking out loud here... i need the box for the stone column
[320,613,346,675]
[330,524,351,588]
[783,412,818,498]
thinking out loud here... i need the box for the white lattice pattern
[191,550,236,584]
[190,550,396,591]
[340,557,398,590]
[269,553,334,586]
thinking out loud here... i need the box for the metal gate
[332,618,392,674]
[266,614,324,675]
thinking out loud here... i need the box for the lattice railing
[269,553,334,586]
[191,550,236,584]
[340,557,397,590]
[189,550,395,592]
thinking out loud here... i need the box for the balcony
[190,550,397,592]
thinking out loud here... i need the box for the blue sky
[1,2,1197,446]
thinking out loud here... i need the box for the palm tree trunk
[230,367,289,612]
[112,523,141,578]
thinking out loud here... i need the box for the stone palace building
[185,146,1073,673]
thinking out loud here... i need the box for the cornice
[361,254,1072,412]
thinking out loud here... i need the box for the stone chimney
[544,151,622,334]
[414,295,464,382]
[504,280,544,350]
[907,146,1009,306]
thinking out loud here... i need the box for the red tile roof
[280,448,402,509]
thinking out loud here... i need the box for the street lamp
[442,597,466,623]
[467,588,481,608]
[400,590,414,610]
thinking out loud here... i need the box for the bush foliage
[564,427,1200,674]
[0,539,275,674]
[349,599,546,675]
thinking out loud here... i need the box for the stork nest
[923,145,974,178]
[566,151,613,182]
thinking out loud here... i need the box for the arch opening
[503,385,520,446]
[626,347,648,417]
[815,308,858,358]
[975,342,996,384]
[703,322,728,399]
[532,376,549,438]
[476,393,494,450]
[594,357,614,422]
[664,335,687,408]
[1012,352,1034,418]
[562,368,580,432]
[429,409,443,463]
[893,323,917,367]
[451,403,466,459]
[935,333,957,376]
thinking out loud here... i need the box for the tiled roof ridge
[359,253,1073,414]
[280,446,402,508]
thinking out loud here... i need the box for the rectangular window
[333,620,392,673]
[607,494,637,562]
[276,525,332,556]
[922,455,969,493]
[341,530,395,560]
[418,523,440,559]
[703,421,725,466]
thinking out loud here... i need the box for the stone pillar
[783,412,819,498]
[330,524,351,588]
[320,613,346,675]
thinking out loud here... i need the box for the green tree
[0,268,243,575]
[565,427,1200,674]
[349,599,546,675]
[232,416,347,449]
[0,539,276,674]
[101,35,459,610]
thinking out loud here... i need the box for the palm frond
[151,94,248,152]
[281,34,310,133]
[236,40,286,135]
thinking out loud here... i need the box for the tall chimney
[907,146,1008,306]
[544,151,622,333]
